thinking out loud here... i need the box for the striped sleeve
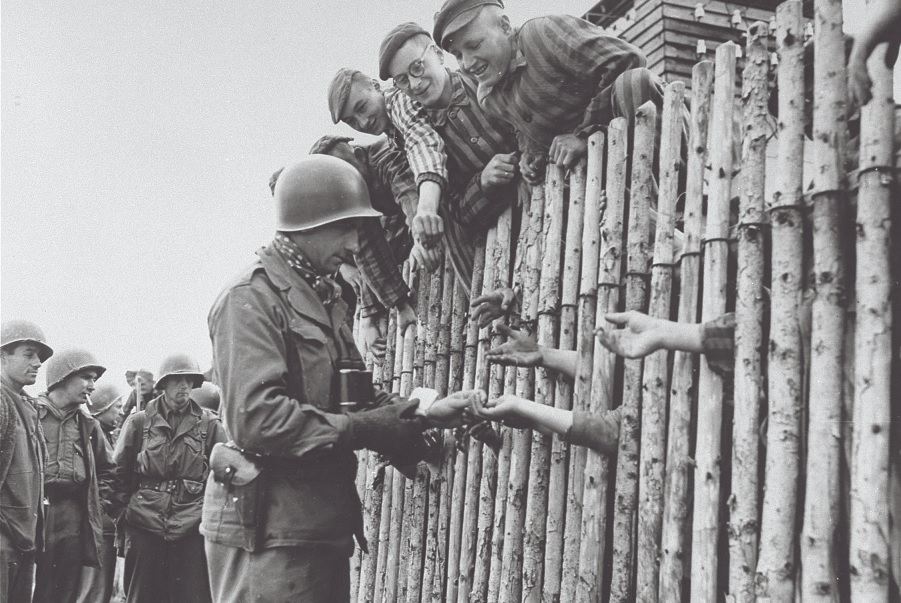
[700,312,736,377]
[386,89,448,188]
[355,218,410,313]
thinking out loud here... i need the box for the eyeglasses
[393,45,433,90]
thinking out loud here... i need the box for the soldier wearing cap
[76,382,123,603]
[1,320,53,602]
[111,354,227,603]
[32,348,117,603]
[204,155,481,602]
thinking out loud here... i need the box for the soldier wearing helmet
[204,155,481,602]
[110,354,227,603]
[1,320,53,602]
[33,348,117,603]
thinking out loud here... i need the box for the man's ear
[371,79,381,92]
[500,15,512,35]
[353,146,367,162]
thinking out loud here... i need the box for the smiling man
[434,0,662,184]
[112,353,227,603]
[1,320,53,603]
[33,348,116,603]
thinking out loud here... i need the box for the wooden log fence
[345,3,897,598]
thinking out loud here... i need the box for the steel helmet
[87,383,122,416]
[273,154,381,232]
[1,319,54,362]
[192,381,221,412]
[156,354,204,390]
[46,348,106,391]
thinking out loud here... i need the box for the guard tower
[582,0,797,86]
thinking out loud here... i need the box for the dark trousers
[123,523,211,603]
[33,495,83,603]
[205,540,350,603]
[76,534,116,603]
[1,533,35,603]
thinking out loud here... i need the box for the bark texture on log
[609,101,657,603]
[691,41,736,603]
[727,22,769,603]
[849,30,895,603]
[636,82,684,603]
[576,120,628,603]
[756,3,805,600]
[658,59,713,603]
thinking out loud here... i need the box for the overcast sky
[1,0,894,395]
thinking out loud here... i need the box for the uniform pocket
[289,321,334,407]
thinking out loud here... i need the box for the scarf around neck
[273,234,343,307]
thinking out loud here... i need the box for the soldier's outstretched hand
[595,311,668,359]
[485,324,542,367]
[471,287,516,328]
[426,389,485,428]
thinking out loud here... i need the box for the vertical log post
[802,0,850,597]
[543,161,586,603]
[849,17,895,600]
[454,241,488,603]
[472,213,512,602]
[636,82,684,603]
[480,206,516,603]
[756,3,805,599]
[576,119,628,603]
[728,22,769,603]
[609,101,657,603]
[443,276,471,603]
[690,42,736,603]
[427,255,456,603]
[658,60,713,603]
[404,267,436,603]
[521,165,566,603]
[561,137,604,603]
[498,185,545,603]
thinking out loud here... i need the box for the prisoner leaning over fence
[329,61,482,294]
[0,320,53,603]
[435,0,666,184]
[32,348,117,603]
[203,155,482,603]
[77,382,124,603]
[112,354,227,603]
[378,22,523,276]
[307,133,420,357]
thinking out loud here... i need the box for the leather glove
[349,400,427,461]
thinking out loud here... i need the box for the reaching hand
[410,242,442,272]
[480,153,518,193]
[338,263,363,298]
[519,152,546,186]
[397,301,417,335]
[360,314,387,361]
[470,393,552,434]
[412,209,444,249]
[426,389,485,428]
[485,324,543,367]
[595,311,667,359]
[470,287,516,328]
[549,133,588,169]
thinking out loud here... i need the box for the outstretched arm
[485,323,578,379]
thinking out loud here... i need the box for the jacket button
[448,109,458,119]
[470,136,480,144]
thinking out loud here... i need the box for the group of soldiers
[0,322,226,603]
[3,0,897,600]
